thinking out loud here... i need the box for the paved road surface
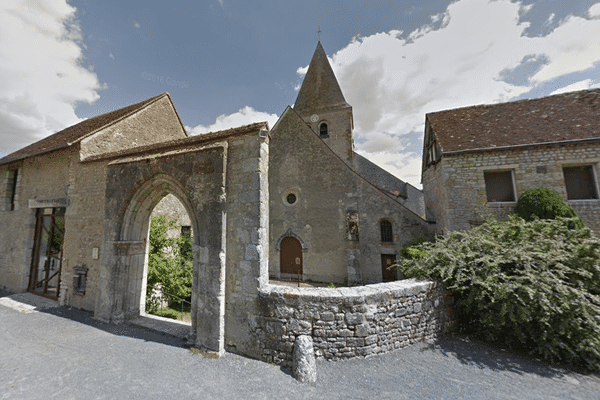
[1,291,599,399]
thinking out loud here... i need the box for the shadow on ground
[422,332,582,378]
[0,289,189,349]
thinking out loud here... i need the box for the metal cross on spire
[318,25,321,41]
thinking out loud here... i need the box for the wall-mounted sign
[28,197,69,209]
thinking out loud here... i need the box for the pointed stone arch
[275,229,308,251]
[96,146,228,354]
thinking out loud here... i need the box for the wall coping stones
[259,278,434,301]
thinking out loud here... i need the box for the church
[0,42,434,354]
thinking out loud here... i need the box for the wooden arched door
[280,236,303,278]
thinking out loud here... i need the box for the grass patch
[189,347,219,359]
[147,305,191,323]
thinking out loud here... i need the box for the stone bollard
[293,335,317,383]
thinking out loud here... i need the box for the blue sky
[2,0,600,187]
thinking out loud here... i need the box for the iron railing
[149,291,191,322]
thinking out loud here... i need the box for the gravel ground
[1,290,599,400]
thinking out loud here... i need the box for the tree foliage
[399,216,600,371]
[514,187,583,228]
[146,216,193,307]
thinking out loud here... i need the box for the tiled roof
[0,93,169,165]
[426,88,600,154]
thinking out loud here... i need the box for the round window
[286,193,297,205]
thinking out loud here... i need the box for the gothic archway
[97,146,228,354]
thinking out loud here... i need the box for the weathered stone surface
[256,280,455,366]
[293,335,317,383]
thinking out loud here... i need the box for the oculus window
[563,165,599,200]
[286,193,297,205]
[484,171,515,202]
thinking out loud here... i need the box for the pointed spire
[294,42,350,115]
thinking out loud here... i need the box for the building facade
[422,89,600,233]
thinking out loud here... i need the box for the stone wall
[223,131,270,359]
[79,95,186,161]
[423,142,600,233]
[0,147,76,293]
[254,279,454,367]
[61,158,109,310]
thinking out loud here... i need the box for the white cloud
[0,0,102,157]
[186,106,278,136]
[589,3,600,18]
[134,21,140,29]
[549,79,600,95]
[218,0,224,9]
[109,52,115,60]
[309,0,600,187]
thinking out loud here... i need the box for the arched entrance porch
[96,146,228,354]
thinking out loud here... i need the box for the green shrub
[514,187,583,228]
[146,216,193,307]
[399,216,600,371]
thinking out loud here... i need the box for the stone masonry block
[320,311,335,321]
[346,313,365,325]
[355,324,369,337]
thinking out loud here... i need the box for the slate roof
[0,93,171,165]
[294,41,350,115]
[426,88,600,155]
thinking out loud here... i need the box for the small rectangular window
[380,220,393,243]
[563,165,599,200]
[72,265,88,296]
[484,170,515,202]
[8,169,18,211]
[181,226,191,237]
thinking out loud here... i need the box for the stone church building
[1,41,597,358]
[0,42,434,356]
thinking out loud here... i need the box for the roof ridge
[427,88,600,155]
[427,87,600,116]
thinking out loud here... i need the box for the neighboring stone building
[0,93,187,311]
[422,89,600,233]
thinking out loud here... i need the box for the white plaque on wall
[28,197,69,209]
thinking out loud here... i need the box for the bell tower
[294,42,354,163]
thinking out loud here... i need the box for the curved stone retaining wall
[255,279,455,367]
